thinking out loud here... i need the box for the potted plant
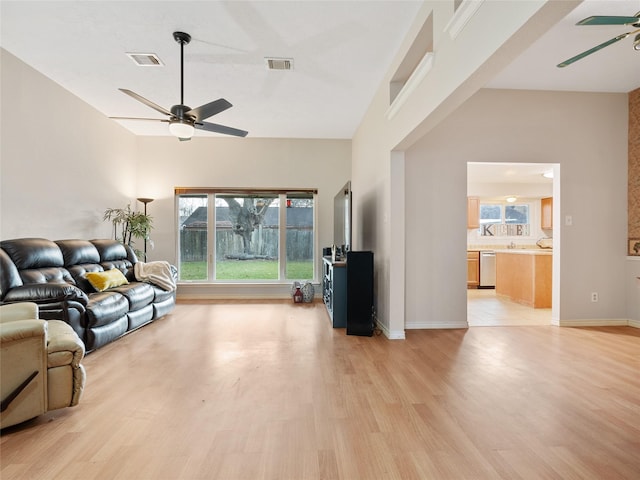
[103,204,153,260]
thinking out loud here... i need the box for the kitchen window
[480,203,530,237]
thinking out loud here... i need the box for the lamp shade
[169,120,195,139]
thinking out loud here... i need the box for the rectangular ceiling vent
[265,57,293,71]
[126,52,164,67]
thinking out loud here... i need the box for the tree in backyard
[223,197,274,255]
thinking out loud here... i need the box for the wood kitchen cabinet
[541,197,553,230]
[467,196,480,229]
[496,251,552,308]
[467,251,479,289]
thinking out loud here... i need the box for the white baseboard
[628,318,640,328]
[376,322,405,339]
[558,318,631,327]
[405,321,469,329]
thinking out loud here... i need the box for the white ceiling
[467,163,554,185]
[1,1,638,140]
[487,0,640,93]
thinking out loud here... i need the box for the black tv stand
[322,251,374,336]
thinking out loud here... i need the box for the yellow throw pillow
[85,269,129,292]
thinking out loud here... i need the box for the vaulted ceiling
[1,1,638,139]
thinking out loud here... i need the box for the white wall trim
[385,52,434,120]
[444,0,486,39]
[177,282,321,301]
[405,322,469,329]
[627,318,640,328]
[557,318,631,327]
[377,320,406,339]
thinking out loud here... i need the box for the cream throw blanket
[134,261,176,292]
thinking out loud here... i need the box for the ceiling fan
[111,31,248,140]
[557,11,640,67]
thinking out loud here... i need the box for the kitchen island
[496,249,552,308]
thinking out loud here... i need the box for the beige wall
[1,48,351,299]
[405,88,628,327]
[1,49,137,240]
[136,136,351,291]
[629,88,640,241]
[352,1,577,337]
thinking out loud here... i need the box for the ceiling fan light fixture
[634,33,640,51]
[169,120,194,139]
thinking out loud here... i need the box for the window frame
[176,187,317,284]
[479,201,531,238]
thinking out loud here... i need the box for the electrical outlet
[565,215,573,226]
[591,292,599,302]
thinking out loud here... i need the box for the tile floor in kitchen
[467,288,551,326]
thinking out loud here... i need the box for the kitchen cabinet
[467,251,479,289]
[496,250,552,308]
[541,197,553,230]
[467,196,480,229]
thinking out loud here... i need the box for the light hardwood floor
[468,289,551,326]
[2,300,639,479]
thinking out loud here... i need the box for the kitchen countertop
[494,249,552,255]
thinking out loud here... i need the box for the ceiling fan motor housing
[173,31,191,45]
[171,104,194,122]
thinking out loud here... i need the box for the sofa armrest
[0,302,39,324]
[3,284,89,307]
[46,320,85,369]
[0,319,48,428]
[0,319,46,342]
[46,320,86,408]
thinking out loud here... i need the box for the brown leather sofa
[0,238,176,352]
[1,302,85,429]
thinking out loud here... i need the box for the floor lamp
[137,197,154,260]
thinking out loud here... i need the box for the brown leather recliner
[0,302,86,429]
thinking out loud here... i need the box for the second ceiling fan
[112,31,248,140]
[557,11,640,67]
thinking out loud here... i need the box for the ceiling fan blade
[178,137,192,142]
[109,116,169,122]
[577,15,640,26]
[189,98,233,122]
[556,32,629,67]
[119,88,172,116]
[195,121,248,137]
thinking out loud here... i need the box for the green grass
[179,260,313,281]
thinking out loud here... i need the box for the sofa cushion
[55,240,100,266]
[85,292,129,328]
[85,269,129,292]
[111,282,154,311]
[19,267,75,285]
[91,240,128,262]
[2,283,88,306]
[1,238,64,270]
[0,248,23,298]
[65,264,104,292]
[151,285,175,303]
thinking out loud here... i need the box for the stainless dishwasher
[479,250,496,288]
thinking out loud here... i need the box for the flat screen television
[333,181,352,253]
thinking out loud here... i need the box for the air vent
[126,53,164,66]
[265,57,293,70]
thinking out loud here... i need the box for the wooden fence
[180,227,313,261]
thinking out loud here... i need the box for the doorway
[466,162,558,326]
